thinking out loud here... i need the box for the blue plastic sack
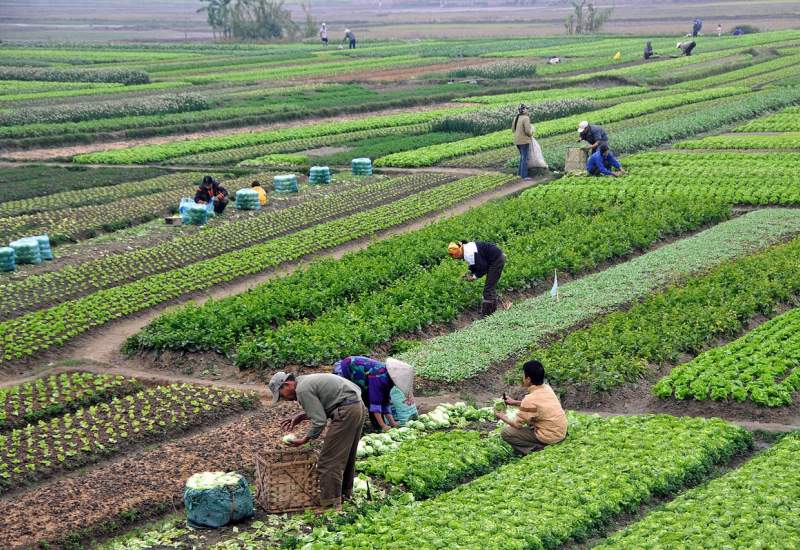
[184,472,254,529]
[390,386,418,426]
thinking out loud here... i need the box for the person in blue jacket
[586,144,626,177]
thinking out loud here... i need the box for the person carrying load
[677,41,697,56]
[496,360,567,455]
[512,104,534,181]
[271,371,366,511]
[195,175,229,214]
[577,120,608,152]
[333,356,416,430]
[448,240,506,316]
[587,144,626,177]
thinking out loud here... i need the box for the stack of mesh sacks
[273,174,298,193]
[0,247,15,272]
[186,203,209,225]
[10,238,42,265]
[308,166,332,185]
[35,235,53,261]
[235,188,261,210]
[351,158,373,176]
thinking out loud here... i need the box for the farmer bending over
[271,371,366,510]
[333,356,416,431]
[677,41,697,56]
[194,175,229,214]
[448,240,506,316]
[496,360,567,455]
[587,144,626,177]
[577,120,609,152]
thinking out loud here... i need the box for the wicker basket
[254,448,321,513]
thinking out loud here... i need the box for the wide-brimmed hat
[386,358,415,398]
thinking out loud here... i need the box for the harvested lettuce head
[186,471,242,490]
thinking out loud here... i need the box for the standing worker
[332,356,416,431]
[677,41,697,56]
[577,120,609,152]
[319,23,329,47]
[448,240,506,316]
[512,104,533,181]
[496,360,567,455]
[194,175,229,214]
[586,144,626,177]
[343,28,356,49]
[717,23,723,37]
[692,17,703,37]
[271,371,366,510]
[643,41,654,60]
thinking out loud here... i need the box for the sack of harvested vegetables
[184,471,254,529]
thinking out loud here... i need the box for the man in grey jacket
[270,372,367,509]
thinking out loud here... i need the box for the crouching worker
[195,175,229,214]
[271,371,366,510]
[448,240,506,316]
[587,144,626,177]
[496,360,567,455]
[332,355,408,431]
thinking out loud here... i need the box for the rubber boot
[481,299,497,316]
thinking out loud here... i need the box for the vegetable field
[2,23,800,550]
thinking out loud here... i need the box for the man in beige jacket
[512,104,533,180]
[496,360,568,455]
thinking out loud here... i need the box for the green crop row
[0,173,514,363]
[375,87,746,167]
[170,123,433,166]
[234,193,726,370]
[0,173,191,217]
[0,383,255,494]
[0,165,168,204]
[0,93,207,126]
[677,132,800,150]
[446,59,537,79]
[521,235,800,394]
[0,81,188,104]
[433,99,594,135]
[73,107,472,165]
[654,307,800,407]
[596,432,800,549]
[359,431,514,498]
[1,174,451,319]
[0,372,143,431]
[0,66,150,84]
[735,106,800,132]
[129,180,587,355]
[318,415,751,549]
[674,53,800,91]
[401,209,800,382]
[0,171,219,243]
[456,85,647,105]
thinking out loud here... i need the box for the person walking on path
[319,23,329,47]
[271,371,367,510]
[194,175,229,214]
[577,120,609,152]
[677,41,697,56]
[512,104,534,180]
[343,29,356,49]
[448,240,506,316]
[496,360,567,455]
[332,356,416,431]
[586,144,626,177]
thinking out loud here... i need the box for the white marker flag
[550,269,559,300]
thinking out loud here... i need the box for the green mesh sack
[184,471,254,529]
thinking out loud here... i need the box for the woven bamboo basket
[254,448,321,513]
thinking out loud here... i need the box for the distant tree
[565,0,612,35]
[199,0,298,40]
[198,0,233,39]
[300,1,318,39]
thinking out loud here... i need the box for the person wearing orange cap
[448,240,506,315]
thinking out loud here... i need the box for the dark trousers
[349,39,356,49]
[517,143,530,179]
[482,253,506,312]
[213,197,228,214]
[317,403,366,506]
[589,158,614,176]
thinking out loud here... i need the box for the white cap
[577,121,589,133]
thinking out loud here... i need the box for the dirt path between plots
[0,405,302,550]
[0,102,463,161]
[0,175,544,384]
